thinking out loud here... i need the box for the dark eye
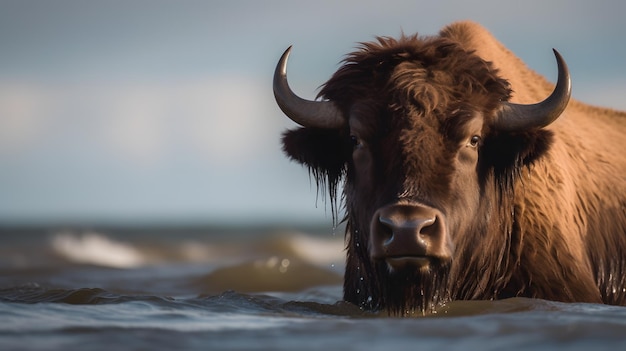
[469,135,481,148]
[350,135,363,149]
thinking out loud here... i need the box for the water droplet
[279,258,290,273]
[356,289,360,294]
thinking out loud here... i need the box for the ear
[480,129,554,178]
[282,127,349,174]
[282,127,349,216]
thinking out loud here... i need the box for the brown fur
[281,21,626,314]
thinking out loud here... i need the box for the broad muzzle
[369,202,452,271]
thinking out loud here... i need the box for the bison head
[274,36,570,314]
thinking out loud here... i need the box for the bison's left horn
[495,49,571,132]
[273,46,345,129]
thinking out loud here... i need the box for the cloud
[0,75,278,167]
[104,87,169,164]
[0,83,49,153]
[172,75,278,165]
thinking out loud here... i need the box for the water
[1,226,626,351]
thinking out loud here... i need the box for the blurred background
[1,0,625,228]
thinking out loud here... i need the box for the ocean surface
[1,225,626,351]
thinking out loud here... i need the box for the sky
[0,0,625,226]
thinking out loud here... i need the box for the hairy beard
[378,261,451,316]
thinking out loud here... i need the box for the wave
[5,228,626,351]
[0,229,345,295]
[4,284,626,321]
[45,230,345,270]
[192,256,342,293]
[3,286,626,351]
[289,233,345,266]
[0,285,358,317]
[51,231,146,268]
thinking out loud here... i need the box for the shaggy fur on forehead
[318,35,512,121]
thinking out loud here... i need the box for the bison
[273,21,626,314]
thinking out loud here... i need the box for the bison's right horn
[494,49,571,132]
[273,46,345,129]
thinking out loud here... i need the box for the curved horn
[494,49,571,132]
[273,46,344,129]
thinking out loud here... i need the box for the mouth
[385,256,431,271]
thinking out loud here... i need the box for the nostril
[417,216,439,238]
[377,216,395,235]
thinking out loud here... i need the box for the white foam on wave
[51,231,145,268]
[288,233,345,268]
[179,240,217,262]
